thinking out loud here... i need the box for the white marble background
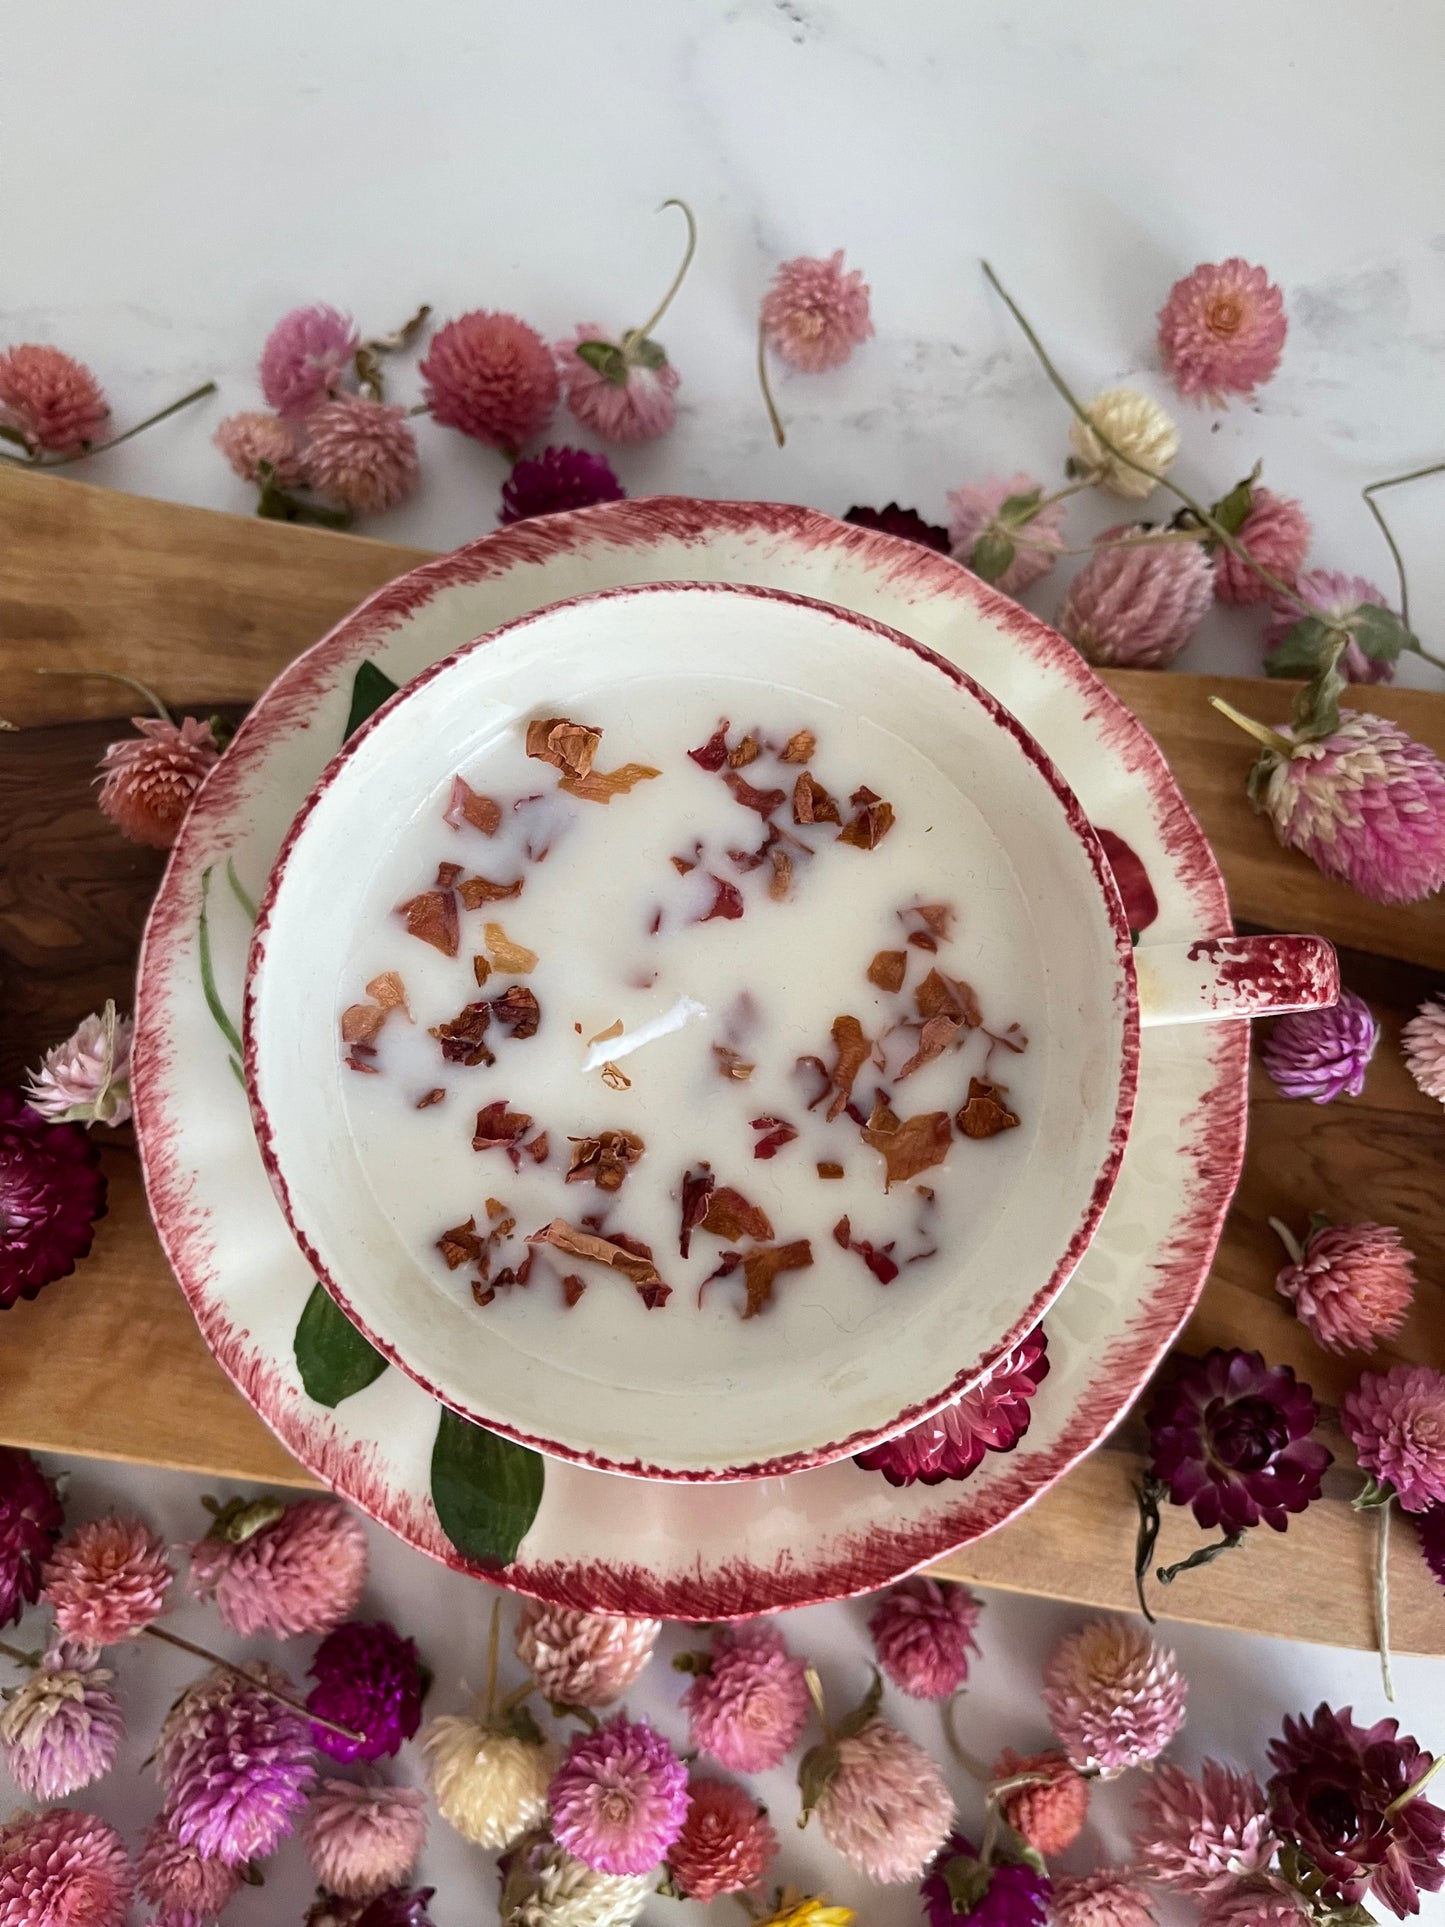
[2,2,1444,1921]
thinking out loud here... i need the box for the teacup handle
[1135,934,1339,1029]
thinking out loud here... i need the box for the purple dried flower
[499,445,625,525]
[307,1618,424,1763]
[921,1832,1050,1927]
[1259,993,1378,1102]
[855,1328,1049,1486]
[161,1672,316,1866]
[843,503,950,551]
[0,1087,108,1308]
[548,1714,689,1875]
[356,1888,438,1927]
[1415,1503,1445,1590]
[0,1446,63,1627]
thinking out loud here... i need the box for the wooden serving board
[1,466,1441,1651]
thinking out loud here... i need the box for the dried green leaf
[1350,602,1419,662]
[970,528,1016,583]
[1264,615,1336,681]
[797,1739,841,1821]
[574,340,629,385]
[833,1667,883,1742]
[1210,470,1257,540]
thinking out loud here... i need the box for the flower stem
[1374,1496,1395,1704]
[1210,697,1295,760]
[141,1623,364,1744]
[0,1638,38,1666]
[1387,1754,1445,1817]
[35,666,172,722]
[42,381,218,469]
[757,318,787,449]
[1268,1216,1305,1265]
[1361,459,1445,631]
[940,1691,990,1779]
[627,198,697,345]
[1031,478,1094,518]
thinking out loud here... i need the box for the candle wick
[581,995,708,1072]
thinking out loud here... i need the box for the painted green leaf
[431,1407,544,1567]
[344,661,400,741]
[294,1284,388,1406]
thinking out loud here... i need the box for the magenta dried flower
[135,1814,242,1927]
[354,1890,438,1927]
[549,1714,689,1876]
[423,310,559,453]
[1042,1618,1187,1772]
[214,409,306,487]
[1342,1364,1445,1513]
[0,1644,124,1800]
[260,304,359,417]
[1050,1871,1157,1927]
[499,445,624,525]
[307,1618,424,1763]
[1157,260,1287,403]
[1214,490,1310,605]
[681,1622,811,1773]
[1259,992,1378,1103]
[0,1446,63,1626]
[513,1599,659,1708]
[96,715,220,850]
[43,1514,174,1644]
[868,1575,981,1699]
[843,503,951,551]
[161,1670,316,1866]
[855,1327,1049,1486]
[1058,526,1214,669]
[1266,571,1397,684]
[1402,996,1445,1105]
[1147,1347,1332,1533]
[0,344,110,453]
[1414,1504,1445,1590]
[188,1493,368,1637]
[306,395,419,515]
[0,1806,133,1927]
[303,1779,427,1900]
[0,1088,108,1308]
[947,475,1068,595]
[1197,1876,1312,1927]
[1274,1217,1414,1354]
[1133,1759,1278,1897]
[921,1831,1048,1927]
[25,1003,134,1128]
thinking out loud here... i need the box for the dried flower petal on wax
[750,1115,799,1159]
[837,786,895,848]
[780,729,816,764]
[444,775,503,834]
[484,923,538,973]
[430,1001,494,1067]
[822,1014,872,1120]
[458,874,525,907]
[722,770,786,819]
[566,1130,645,1193]
[700,877,745,923]
[861,1100,951,1189]
[689,720,731,771]
[560,762,661,804]
[705,1239,814,1319]
[916,966,982,1027]
[491,985,541,1038]
[868,949,908,992]
[897,1014,962,1082]
[527,1220,670,1307]
[437,1219,484,1270]
[793,771,841,826]
[399,878,460,957]
[712,1044,754,1080]
[526,717,602,780]
[956,1078,1020,1138]
[678,1166,714,1257]
[701,1186,775,1244]
[473,1102,534,1154]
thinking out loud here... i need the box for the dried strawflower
[1273,1217,1414,1354]
[307,1618,424,1762]
[1049,1871,1156,1927]
[0,1089,108,1309]
[25,1003,134,1128]
[666,1774,778,1900]
[161,1669,315,1865]
[1259,993,1378,1103]
[0,1446,63,1625]
[306,396,419,515]
[992,1747,1090,1855]
[800,1673,955,1884]
[421,311,559,454]
[1133,1759,1278,1897]
[755,1896,854,1927]
[1068,389,1180,500]
[303,1780,427,1900]
[1196,1877,1312,1927]
[1265,571,1396,684]
[680,1622,811,1772]
[556,322,679,444]
[0,1644,123,1800]
[349,1890,437,1927]
[422,1708,557,1851]
[1042,1618,1187,1772]
[499,446,625,525]
[549,1714,688,1875]
[855,1328,1049,1485]
[0,1806,133,1927]
[1214,490,1311,605]
[1146,1348,1330,1532]
[513,1600,659,1707]
[43,1513,174,1644]
[188,1493,368,1637]
[761,251,872,372]
[1267,1703,1445,1917]
[96,715,220,850]
[0,344,110,453]
[1342,1364,1445,1513]
[843,503,951,550]
[260,304,359,417]
[214,409,306,487]
[1402,996,1445,1105]
[947,475,1068,595]
[921,1832,1049,1927]
[498,1830,650,1927]
[1158,260,1287,403]
[135,1814,242,1927]
[868,1575,981,1699]
[1058,527,1213,669]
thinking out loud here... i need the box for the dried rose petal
[588,1018,624,1046]
[416,1088,445,1108]
[688,720,731,771]
[526,716,602,779]
[780,729,816,764]
[899,902,954,951]
[345,1044,380,1073]
[473,1101,533,1151]
[491,985,541,1038]
[560,762,661,803]
[484,922,538,972]
[818,1160,844,1179]
[768,848,793,900]
[897,1013,962,1080]
[458,874,525,907]
[838,786,896,849]
[445,776,503,835]
[679,1164,715,1257]
[701,877,745,923]
[600,1060,630,1090]
[712,1045,754,1081]
[728,736,761,767]
[723,771,786,817]
[562,1274,587,1306]
[399,887,459,957]
[751,1115,799,1160]
[429,1000,495,1067]
[341,1003,386,1045]
[525,1130,549,1163]
[527,1219,670,1305]
[793,771,841,826]
[862,1100,952,1188]
[868,950,908,993]
[701,1186,776,1244]
[956,1078,1020,1139]
[472,956,491,986]
[825,1014,872,1121]
[438,1217,483,1269]
[703,1240,814,1319]
[367,972,408,1011]
[916,968,982,1028]
[566,1129,645,1192]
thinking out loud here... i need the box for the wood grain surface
[1,466,1441,1650]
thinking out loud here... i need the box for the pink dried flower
[421,311,558,453]
[0,1447,63,1626]
[303,1780,427,1900]
[135,1815,242,1927]
[548,1714,689,1876]
[1402,996,1445,1105]
[855,1327,1050,1485]
[1042,1618,1187,1772]
[513,1600,660,1707]
[868,1576,981,1699]
[0,344,110,453]
[667,1774,778,1900]
[1265,571,1396,684]
[993,1747,1090,1856]
[1157,260,1287,403]
[1274,1218,1414,1354]
[161,1670,316,1866]
[306,395,419,515]
[1342,1364,1445,1512]
[1197,1877,1312,1927]
[1058,527,1214,668]
[0,1807,133,1927]
[0,1644,123,1801]
[1214,490,1311,605]
[681,1622,811,1773]
[1133,1759,1278,1897]
[812,1716,955,1883]
[1259,992,1378,1103]
[1050,1871,1157,1927]
[187,1494,368,1637]
[499,445,625,525]
[214,409,305,487]
[155,1664,270,1788]
[260,304,359,417]
[761,251,873,373]
[555,324,678,444]
[26,1003,133,1128]
[96,716,220,851]
[43,1514,174,1645]
[947,475,1068,597]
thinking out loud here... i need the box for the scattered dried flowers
[0,1447,63,1625]
[1259,992,1378,1103]
[665,1773,778,1900]
[843,503,950,549]
[1157,259,1288,404]
[305,395,420,515]
[920,1830,1050,1927]
[422,310,558,455]
[187,1493,368,1637]
[0,1644,124,1800]
[1402,995,1445,1104]
[423,1703,557,1852]
[159,1666,316,1865]
[96,714,220,849]
[855,1328,1049,1485]
[1050,1870,1156,1927]
[1042,1618,1187,1773]
[1068,388,1180,499]
[513,1600,659,1708]
[798,1670,955,1883]
[0,1806,133,1927]
[41,1514,173,1646]
[0,1090,107,1309]
[679,1621,812,1772]
[24,1003,133,1129]
[261,304,361,417]
[307,1618,425,1762]
[758,249,872,444]
[1343,1364,1445,1515]
[1213,490,1311,605]
[1058,526,1214,668]
[1271,1215,1415,1354]
[556,200,695,445]
[214,407,306,486]
[947,475,1069,593]
[548,1714,689,1875]
[992,1746,1090,1855]
[499,446,625,525]
[303,1780,428,1900]
[867,1575,981,1699]
[1133,1758,1278,1897]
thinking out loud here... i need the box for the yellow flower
[1069,386,1180,500]
[756,1894,856,1927]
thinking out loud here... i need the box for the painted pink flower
[855,1327,1049,1485]
[1402,997,1445,1105]
[681,1622,811,1773]
[43,1514,174,1644]
[421,311,558,453]
[0,1644,124,1801]
[0,1092,107,1310]
[813,1717,954,1883]
[0,344,110,453]
[1157,260,1287,403]
[214,409,306,487]
[947,475,1068,597]
[513,1600,660,1707]
[0,1447,63,1625]
[161,1671,316,1866]
[26,1003,133,1128]
[1275,1219,1414,1354]
[1058,528,1214,668]
[1342,1364,1445,1512]
[306,396,419,515]
[868,1575,981,1698]
[1133,1759,1278,1897]
[760,251,872,373]
[993,1746,1090,1855]
[135,1815,242,1927]
[260,304,359,417]
[667,1774,778,1900]
[1042,1618,1187,1772]
[96,716,220,850]
[188,1494,368,1637]
[1265,570,1396,684]
[499,445,624,525]
[1259,992,1378,1103]
[1214,490,1311,605]
[1051,1871,1157,1927]
[1197,1877,1312,1927]
[555,324,679,444]
[302,1779,427,1900]
[0,1807,132,1927]
[548,1714,689,1876]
